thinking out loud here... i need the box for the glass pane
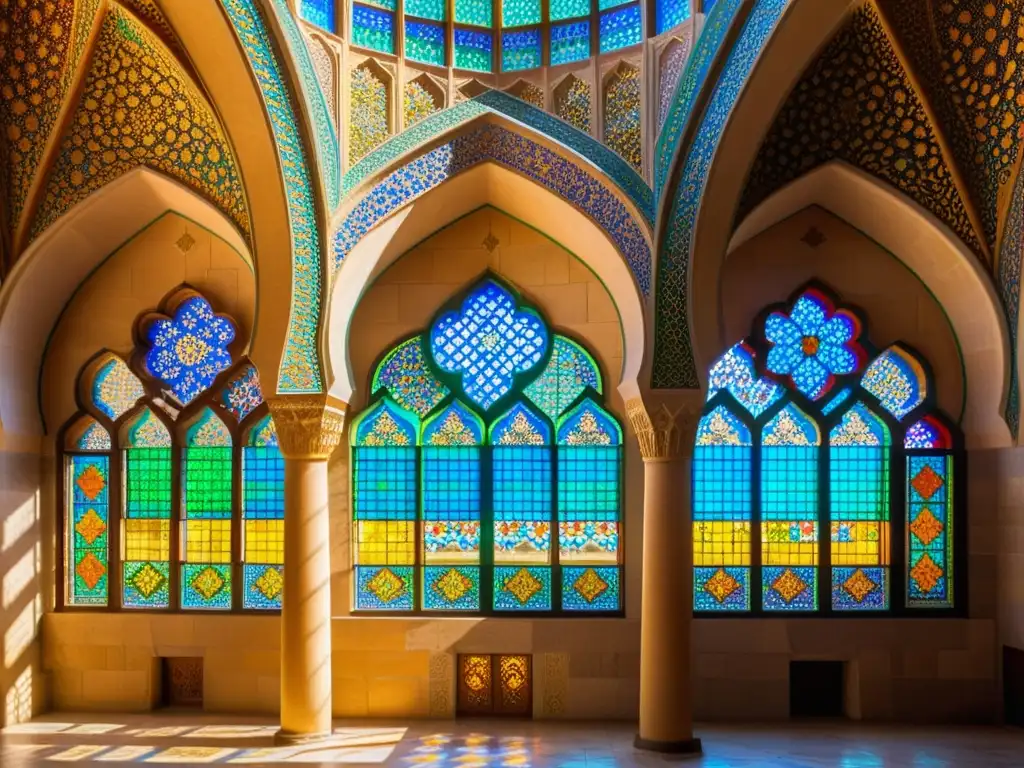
[550,0,590,21]
[352,4,395,54]
[406,0,445,20]
[300,0,336,29]
[123,447,172,609]
[220,365,263,423]
[502,0,541,27]
[829,403,890,611]
[91,357,144,421]
[656,0,691,33]
[68,455,110,606]
[454,29,493,72]
[862,347,928,420]
[561,566,620,611]
[693,407,751,612]
[502,28,541,71]
[599,5,642,52]
[405,20,446,65]
[906,455,954,608]
[455,0,493,26]
[550,21,590,65]
[181,440,234,610]
[598,0,631,9]
[243,445,285,610]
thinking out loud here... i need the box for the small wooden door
[457,654,532,717]
[162,658,203,707]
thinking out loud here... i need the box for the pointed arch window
[693,285,962,615]
[59,290,284,612]
[350,276,623,615]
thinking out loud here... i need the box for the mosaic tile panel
[599,5,642,53]
[554,76,591,133]
[34,6,250,241]
[424,566,481,610]
[341,90,652,223]
[603,64,642,171]
[405,80,442,127]
[655,0,742,197]
[304,33,337,123]
[658,38,689,132]
[349,65,391,164]
[739,5,986,263]
[222,0,324,393]
[270,0,340,208]
[506,82,544,108]
[333,124,652,294]
[999,164,1023,439]
[653,0,790,389]
[880,0,1024,253]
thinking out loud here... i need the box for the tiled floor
[2,714,1023,767]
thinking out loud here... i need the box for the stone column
[627,396,702,755]
[267,395,346,744]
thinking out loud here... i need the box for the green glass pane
[352,4,395,54]
[406,0,445,20]
[598,0,631,9]
[454,29,493,71]
[455,0,493,26]
[126,449,172,518]
[550,0,590,20]
[405,20,446,65]
[183,447,233,518]
[502,0,540,27]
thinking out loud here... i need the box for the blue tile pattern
[221,0,324,393]
[343,90,653,224]
[270,0,341,209]
[653,0,790,389]
[333,124,652,294]
[654,0,742,198]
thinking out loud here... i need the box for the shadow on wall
[0,448,45,727]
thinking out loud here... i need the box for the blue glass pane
[494,447,552,519]
[763,566,817,611]
[502,0,541,27]
[705,342,783,418]
[703,0,717,12]
[832,567,889,611]
[431,280,548,410]
[352,4,395,54]
[243,447,284,520]
[556,399,622,445]
[523,336,601,423]
[455,0,493,26]
[406,0,445,20]
[356,566,414,610]
[300,0,336,29]
[502,28,541,71]
[695,567,749,611]
[561,566,620,610]
[494,566,552,610]
[353,446,417,520]
[906,455,953,608]
[353,400,418,447]
[904,417,950,449]
[550,0,589,21]
[144,295,235,405]
[455,29,493,71]
[822,387,853,415]
[362,0,397,9]
[405,20,445,65]
[550,21,590,65]
[558,446,619,517]
[862,347,927,420]
[599,4,641,52]
[422,447,481,519]
[424,566,481,610]
[656,0,690,33]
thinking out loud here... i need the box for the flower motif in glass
[423,401,484,446]
[705,342,782,418]
[490,402,549,445]
[77,421,112,451]
[557,399,621,445]
[431,280,548,410]
[373,336,450,417]
[355,399,419,446]
[764,290,864,400]
[300,0,335,29]
[221,365,263,422]
[144,295,236,405]
[405,21,445,65]
[524,336,601,422]
[248,414,279,448]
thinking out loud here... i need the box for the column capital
[625,393,702,461]
[267,394,347,460]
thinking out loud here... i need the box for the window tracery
[693,284,961,615]
[60,291,284,612]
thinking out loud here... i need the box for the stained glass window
[61,292,282,613]
[455,0,493,26]
[656,0,690,33]
[550,21,590,65]
[301,0,336,30]
[352,4,395,54]
[598,4,642,53]
[406,0,445,21]
[502,29,541,71]
[351,277,622,615]
[405,20,446,65]
[454,29,493,72]
[502,0,541,27]
[693,285,961,616]
[550,0,589,21]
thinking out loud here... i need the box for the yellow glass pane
[124,519,170,561]
[693,521,750,567]
[831,521,888,565]
[357,520,415,565]
[184,519,232,564]
[761,521,818,566]
[245,520,284,564]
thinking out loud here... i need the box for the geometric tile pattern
[222,0,325,393]
[998,160,1024,440]
[333,124,652,295]
[653,0,790,389]
[342,89,653,224]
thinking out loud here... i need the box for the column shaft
[279,457,333,741]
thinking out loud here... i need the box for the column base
[274,728,334,746]
[633,735,703,756]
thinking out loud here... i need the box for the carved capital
[267,395,347,460]
[625,395,702,461]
